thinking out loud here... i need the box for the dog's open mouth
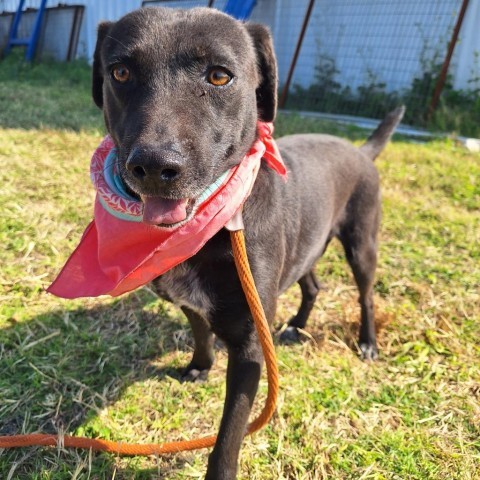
[94,141,235,228]
[139,170,230,228]
[141,196,191,226]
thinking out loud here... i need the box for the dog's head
[92,7,277,227]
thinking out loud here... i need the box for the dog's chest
[154,263,213,319]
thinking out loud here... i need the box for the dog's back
[250,106,405,295]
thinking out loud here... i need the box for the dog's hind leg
[280,270,321,343]
[181,307,215,382]
[339,222,379,361]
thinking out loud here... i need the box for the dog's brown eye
[207,68,232,86]
[112,64,130,83]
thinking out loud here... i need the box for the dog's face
[92,7,277,227]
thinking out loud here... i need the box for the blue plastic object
[4,0,48,61]
[223,0,256,20]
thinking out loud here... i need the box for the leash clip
[224,208,244,231]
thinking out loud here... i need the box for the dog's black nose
[126,146,184,183]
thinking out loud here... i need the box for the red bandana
[47,123,287,298]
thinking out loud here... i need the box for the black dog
[92,7,404,479]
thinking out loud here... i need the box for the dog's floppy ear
[245,23,278,122]
[92,21,113,109]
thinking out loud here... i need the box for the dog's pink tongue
[142,197,188,225]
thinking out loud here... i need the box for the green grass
[1,56,479,479]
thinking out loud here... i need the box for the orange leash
[0,229,279,455]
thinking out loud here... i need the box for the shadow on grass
[0,53,104,132]
[0,291,207,477]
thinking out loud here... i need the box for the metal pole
[25,0,48,61]
[278,0,315,109]
[4,0,26,56]
[427,0,470,119]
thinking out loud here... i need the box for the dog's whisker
[104,34,129,50]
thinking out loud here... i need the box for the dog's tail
[360,106,405,161]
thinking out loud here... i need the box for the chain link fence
[272,0,477,134]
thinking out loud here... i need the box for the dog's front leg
[205,328,263,480]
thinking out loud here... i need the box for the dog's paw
[360,343,379,361]
[181,365,210,383]
[279,325,301,344]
